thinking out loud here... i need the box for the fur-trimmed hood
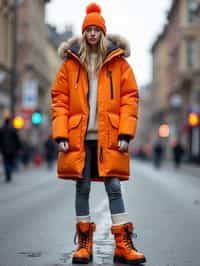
[58,34,130,60]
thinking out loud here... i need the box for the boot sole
[72,254,93,264]
[114,256,146,265]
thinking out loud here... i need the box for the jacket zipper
[108,70,114,99]
[75,64,81,89]
[100,146,103,161]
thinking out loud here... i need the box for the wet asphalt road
[0,160,200,266]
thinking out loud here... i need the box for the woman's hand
[118,140,129,152]
[58,140,69,153]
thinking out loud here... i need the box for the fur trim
[106,34,130,57]
[58,36,81,60]
[58,34,130,60]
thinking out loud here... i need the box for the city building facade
[0,0,15,122]
[0,0,75,147]
[140,0,200,163]
[17,0,51,118]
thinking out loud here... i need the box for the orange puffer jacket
[51,34,139,181]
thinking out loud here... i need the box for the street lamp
[170,94,183,109]
[188,112,199,127]
[9,0,24,118]
[158,124,170,138]
[10,0,17,118]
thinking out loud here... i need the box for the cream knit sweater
[85,53,98,140]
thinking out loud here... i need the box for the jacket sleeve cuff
[119,116,137,139]
[55,138,68,144]
[118,134,131,143]
[52,115,68,140]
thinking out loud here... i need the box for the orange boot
[111,223,146,265]
[72,221,96,264]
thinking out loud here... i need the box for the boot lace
[124,228,138,251]
[74,230,89,249]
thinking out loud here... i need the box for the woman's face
[85,26,101,47]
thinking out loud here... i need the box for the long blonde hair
[79,31,108,74]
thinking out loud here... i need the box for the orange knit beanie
[82,3,106,34]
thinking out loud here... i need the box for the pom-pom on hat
[82,2,106,34]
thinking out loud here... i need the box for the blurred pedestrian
[0,117,21,182]
[172,140,185,168]
[153,139,164,168]
[32,147,43,168]
[20,138,31,169]
[51,2,146,265]
[44,135,56,169]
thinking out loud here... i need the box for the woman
[51,2,146,265]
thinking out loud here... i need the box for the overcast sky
[45,0,172,86]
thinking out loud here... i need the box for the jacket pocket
[108,113,119,149]
[68,114,82,151]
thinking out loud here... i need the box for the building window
[187,39,197,67]
[187,0,197,23]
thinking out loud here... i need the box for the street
[0,160,200,266]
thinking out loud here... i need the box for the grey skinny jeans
[75,140,126,216]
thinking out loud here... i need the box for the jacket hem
[57,174,129,181]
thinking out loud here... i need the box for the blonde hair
[79,31,107,74]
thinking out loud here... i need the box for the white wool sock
[76,215,91,223]
[111,212,129,225]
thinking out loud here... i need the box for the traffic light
[188,112,199,127]
[13,116,25,129]
[31,111,42,125]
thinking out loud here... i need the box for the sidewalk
[164,161,200,178]
[145,159,200,178]
[0,160,3,177]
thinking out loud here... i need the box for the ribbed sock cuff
[76,215,91,223]
[111,212,129,225]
